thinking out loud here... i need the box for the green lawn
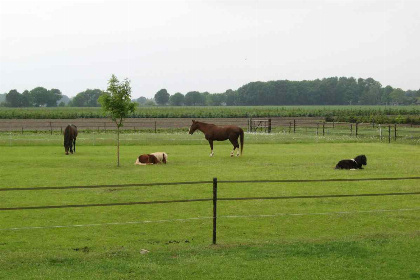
[0,140,419,279]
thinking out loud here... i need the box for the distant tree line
[0,88,105,107]
[147,77,419,106]
[1,87,63,107]
[2,77,419,107]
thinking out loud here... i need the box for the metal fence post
[212,177,218,245]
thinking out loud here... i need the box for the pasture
[0,133,419,279]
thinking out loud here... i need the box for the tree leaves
[99,75,136,128]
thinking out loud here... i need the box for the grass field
[0,136,419,279]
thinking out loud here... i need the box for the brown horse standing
[188,120,244,157]
[64,124,78,155]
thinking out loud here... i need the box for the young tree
[99,74,136,167]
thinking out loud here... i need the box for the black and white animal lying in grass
[335,155,367,170]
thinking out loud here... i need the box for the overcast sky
[1,0,419,99]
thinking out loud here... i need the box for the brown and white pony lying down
[135,152,167,165]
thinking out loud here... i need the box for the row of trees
[2,77,419,107]
[1,88,105,107]
[151,77,419,106]
[2,87,63,107]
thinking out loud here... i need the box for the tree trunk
[117,126,120,167]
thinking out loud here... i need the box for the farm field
[0,106,419,124]
[0,136,419,279]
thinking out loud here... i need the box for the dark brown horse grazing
[64,124,78,155]
[189,120,244,157]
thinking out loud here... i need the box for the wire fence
[0,118,419,140]
[1,176,419,244]
[0,120,419,146]
[2,208,419,232]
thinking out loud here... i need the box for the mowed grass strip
[0,142,419,279]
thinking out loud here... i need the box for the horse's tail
[63,125,70,146]
[240,128,244,155]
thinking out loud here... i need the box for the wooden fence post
[155,121,157,133]
[212,177,218,245]
[268,118,271,133]
[322,123,325,136]
[379,124,382,140]
[394,124,397,141]
[388,125,391,143]
[293,119,296,133]
[356,123,358,137]
[350,124,353,136]
[49,122,52,135]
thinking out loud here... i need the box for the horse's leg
[208,140,214,157]
[73,138,76,153]
[229,138,240,157]
[235,136,240,156]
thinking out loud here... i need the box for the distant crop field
[0,135,419,279]
[0,105,419,123]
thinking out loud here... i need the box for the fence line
[1,119,419,133]
[217,177,420,184]
[1,208,419,232]
[2,177,419,244]
[1,191,419,212]
[1,176,419,192]
[0,198,213,211]
[1,121,419,144]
